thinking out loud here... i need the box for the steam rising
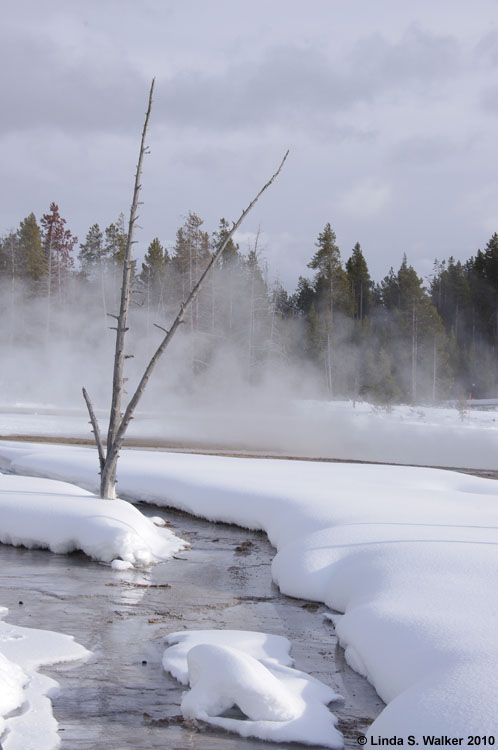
[1,271,497,472]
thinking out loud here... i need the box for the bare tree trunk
[327,272,334,398]
[46,234,53,341]
[9,237,16,350]
[100,80,155,498]
[248,266,255,379]
[82,79,155,498]
[432,336,437,403]
[82,79,288,498]
[100,259,108,332]
[326,332,333,397]
[411,304,418,404]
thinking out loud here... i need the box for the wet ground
[0,503,383,750]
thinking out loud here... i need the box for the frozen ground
[1,399,498,469]
[0,439,496,745]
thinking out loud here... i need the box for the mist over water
[1,273,498,472]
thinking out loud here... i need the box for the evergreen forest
[2,203,498,405]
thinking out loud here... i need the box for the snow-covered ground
[0,439,497,746]
[0,472,185,567]
[2,399,498,469]
[0,605,89,750]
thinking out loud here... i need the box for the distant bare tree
[82,79,288,498]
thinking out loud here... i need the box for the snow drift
[1,441,497,743]
[0,472,185,566]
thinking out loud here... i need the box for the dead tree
[82,79,289,498]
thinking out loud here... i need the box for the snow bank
[1,441,498,742]
[163,629,342,748]
[0,472,185,566]
[0,606,89,750]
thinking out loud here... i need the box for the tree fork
[84,76,288,499]
[103,150,289,491]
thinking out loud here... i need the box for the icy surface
[1,441,498,741]
[0,607,89,750]
[163,629,343,748]
[0,472,185,566]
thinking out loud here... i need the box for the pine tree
[104,214,128,265]
[40,203,77,290]
[141,238,169,307]
[172,212,211,372]
[140,237,167,283]
[346,242,372,320]
[379,267,399,310]
[307,223,353,395]
[212,218,240,267]
[17,214,44,280]
[173,212,210,297]
[291,276,315,316]
[78,224,104,278]
[394,255,449,402]
[0,232,19,278]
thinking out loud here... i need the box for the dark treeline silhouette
[2,206,498,405]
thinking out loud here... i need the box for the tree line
[2,204,498,404]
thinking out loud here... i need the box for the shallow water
[0,504,383,749]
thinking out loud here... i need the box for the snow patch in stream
[163,629,343,748]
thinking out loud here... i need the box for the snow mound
[183,644,303,721]
[0,473,185,567]
[163,628,293,684]
[0,607,89,750]
[163,629,343,748]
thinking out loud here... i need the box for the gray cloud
[389,135,457,166]
[0,20,462,138]
[0,1,496,296]
[0,27,148,135]
[474,30,498,67]
[152,27,462,133]
[480,83,498,116]
[349,25,462,93]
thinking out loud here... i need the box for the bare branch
[105,150,289,468]
[89,75,288,499]
[82,387,105,473]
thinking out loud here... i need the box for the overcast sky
[2,0,498,289]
